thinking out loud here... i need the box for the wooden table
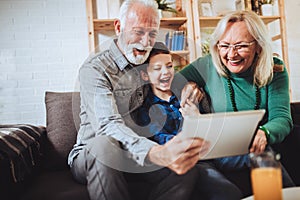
[242,187,300,199]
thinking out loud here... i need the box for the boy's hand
[180,82,204,107]
[180,99,201,117]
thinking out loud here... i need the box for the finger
[191,88,205,104]
[250,139,266,153]
[181,138,207,150]
[180,85,193,107]
[252,145,263,154]
[168,138,210,174]
[250,132,266,152]
[178,154,200,174]
[199,140,210,157]
[166,138,203,162]
[250,139,259,153]
[183,139,210,160]
[190,89,200,104]
[257,140,266,153]
[180,82,199,107]
[185,98,194,106]
[168,149,200,174]
[187,99,200,110]
[258,145,266,154]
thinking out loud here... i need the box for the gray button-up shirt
[68,40,157,166]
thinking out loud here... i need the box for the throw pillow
[44,91,80,170]
[0,124,46,199]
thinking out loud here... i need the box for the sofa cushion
[44,91,80,170]
[21,170,89,200]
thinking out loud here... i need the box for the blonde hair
[210,10,273,87]
[119,0,160,31]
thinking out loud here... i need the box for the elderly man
[68,1,209,200]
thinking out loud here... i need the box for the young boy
[131,42,209,144]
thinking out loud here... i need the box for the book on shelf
[165,31,172,50]
[165,31,185,51]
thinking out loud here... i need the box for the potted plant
[261,0,274,4]
[155,0,177,18]
[260,0,274,16]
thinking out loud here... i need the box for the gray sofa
[1,91,299,200]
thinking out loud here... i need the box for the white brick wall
[0,0,89,125]
[0,0,299,126]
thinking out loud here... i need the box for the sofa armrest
[272,102,300,186]
[0,124,46,199]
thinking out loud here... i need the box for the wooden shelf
[260,15,281,24]
[160,17,187,29]
[94,19,114,31]
[199,16,280,27]
[170,50,189,57]
[93,17,187,32]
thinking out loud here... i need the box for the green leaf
[155,0,177,13]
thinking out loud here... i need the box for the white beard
[121,42,152,65]
[125,49,150,65]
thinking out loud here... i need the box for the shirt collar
[147,87,180,107]
[109,39,130,71]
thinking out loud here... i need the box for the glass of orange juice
[249,151,283,200]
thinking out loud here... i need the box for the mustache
[127,43,152,52]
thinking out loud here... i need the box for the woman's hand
[147,135,210,175]
[250,129,268,154]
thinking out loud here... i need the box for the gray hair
[210,10,273,87]
[119,0,160,30]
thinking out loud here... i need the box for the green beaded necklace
[225,69,261,112]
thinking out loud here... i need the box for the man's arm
[79,60,157,166]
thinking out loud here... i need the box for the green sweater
[178,54,293,144]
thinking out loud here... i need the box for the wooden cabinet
[85,0,196,67]
[191,0,289,70]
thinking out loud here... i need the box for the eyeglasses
[217,41,256,53]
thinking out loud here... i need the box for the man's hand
[147,135,210,175]
[180,82,203,107]
[249,129,267,154]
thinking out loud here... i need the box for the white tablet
[179,109,266,160]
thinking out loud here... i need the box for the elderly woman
[175,10,295,199]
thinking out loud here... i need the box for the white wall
[285,0,300,101]
[0,0,89,125]
[0,0,299,126]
